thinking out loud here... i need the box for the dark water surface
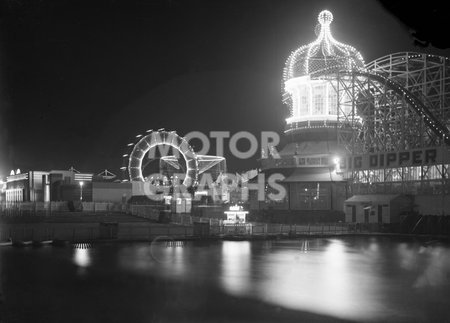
[1,236,450,323]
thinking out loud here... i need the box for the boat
[12,240,33,247]
[32,240,53,247]
[0,240,12,247]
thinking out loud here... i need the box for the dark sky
[0,0,449,177]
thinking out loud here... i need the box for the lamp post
[79,181,84,201]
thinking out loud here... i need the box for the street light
[79,181,84,201]
[333,156,341,173]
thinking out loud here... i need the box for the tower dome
[282,10,365,127]
[283,10,365,81]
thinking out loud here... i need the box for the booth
[223,205,248,225]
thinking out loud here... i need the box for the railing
[1,219,448,245]
[0,202,127,216]
[129,205,161,221]
[214,223,353,236]
[0,223,195,243]
[0,222,357,244]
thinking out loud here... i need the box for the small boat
[32,240,53,247]
[12,240,33,247]
[0,240,12,247]
[41,240,53,245]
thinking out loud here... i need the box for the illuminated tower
[283,9,364,132]
[260,10,364,212]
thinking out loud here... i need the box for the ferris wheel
[121,129,198,187]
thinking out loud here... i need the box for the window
[328,91,338,115]
[312,85,326,115]
[300,96,309,115]
[313,95,324,115]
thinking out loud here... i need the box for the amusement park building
[256,10,450,221]
[3,168,93,203]
[2,168,132,204]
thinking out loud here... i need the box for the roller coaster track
[338,69,450,146]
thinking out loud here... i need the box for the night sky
[0,0,449,177]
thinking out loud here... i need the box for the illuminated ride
[160,155,226,183]
[261,9,450,211]
[121,129,198,187]
[334,59,450,195]
[121,130,227,199]
[282,10,450,148]
[282,10,449,140]
[160,154,227,201]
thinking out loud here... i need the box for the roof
[282,168,345,182]
[283,10,364,80]
[345,194,400,204]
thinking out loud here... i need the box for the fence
[129,205,161,221]
[0,202,126,216]
[0,221,357,244]
[209,223,352,236]
[0,223,196,243]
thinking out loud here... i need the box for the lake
[1,236,449,322]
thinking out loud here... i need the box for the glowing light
[282,10,365,115]
[73,248,91,267]
[127,130,198,187]
[224,205,248,224]
[258,239,388,321]
[318,10,333,25]
[220,241,251,296]
[284,10,365,80]
[79,181,84,201]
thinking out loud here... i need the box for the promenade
[0,211,357,244]
[2,211,448,247]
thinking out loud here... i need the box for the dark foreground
[1,236,450,322]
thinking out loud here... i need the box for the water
[1,236,450,322]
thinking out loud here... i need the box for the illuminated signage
[346,148,448,170]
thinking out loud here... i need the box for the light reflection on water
[413,245,450,288]
[256,239,388,321]
[73,248,91,268]
[220,241,251,295]
[111,237,450,322]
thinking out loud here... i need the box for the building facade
[256,10,360,213]
[4,168,94,203]
[256,10,450,221]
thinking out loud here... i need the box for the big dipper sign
[346,148,447,170]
